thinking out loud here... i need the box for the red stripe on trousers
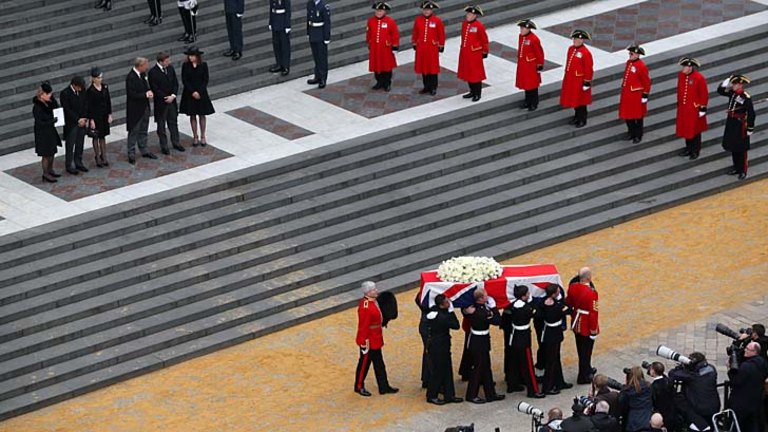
[356,352,369,390]
[525,347,539,394]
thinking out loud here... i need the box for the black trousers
[625,119,644,139]
[466,347,496,400]
[147,0,161,17]
[541,342,564,393]
[506,345,540,395]
[419,321,430,386]
[574,334,595,382]
[64,126,85,169]
[426,349,456,400]
[534,319,545,370]
[468,82,482,97]
[310,42,328,83]
[354,348,390,392]
[271,30,291,69]
[178,6,197,36]
[155,103,179,151]
[458,331,472,380]
[732,151,748,174]
[421,74,439,92]
[675,393,714,431]
[685,134,702,155]
[225,13,243,53]
[374,71,393,88]
[524,89,539,108]
[733,408,760,432]
[575,106,588,124]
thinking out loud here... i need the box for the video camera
[715,323,750,369]
[655,345,691,365]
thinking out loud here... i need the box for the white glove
[698,111,706,118]
[286,28,291,34]
[721,77,731,87]
[641,98,648,104]
[747,131,754,136]
[487,296,496,309]
[324,40,330,45]
[236,13,243,18]
[447,301,455,313]
[268,25,272,31]
[582,85,590,91]
[589,335,598,341]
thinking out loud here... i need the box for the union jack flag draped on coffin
[417,264,563,310]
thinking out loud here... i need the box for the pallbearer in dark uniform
[177,1,199,43]
[502,285,544,398]
[533,284,565,376]
[366,2,399,92]
[676,57,708,160]
[307,0,332,88]
[537,283,572,395]
[425,294,463,405]
[515,19,544,111]
[416,294,431,388]
[560,30,594,128]
[224,0,245,60]
[412,1,445,96]
[567,267,600,384]
[457,5,488,102]
[269,0,292,76]
[717,74,756,180]
[619,45,651,143]
[464,288,505,404]
[354,281,399,397]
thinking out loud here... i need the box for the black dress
[84,83,112,137]
[33,96,62,157]
[179,61,215,116]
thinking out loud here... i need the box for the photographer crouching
[727,341,768,432]
[668,351,720,431]
[619,366,653,432]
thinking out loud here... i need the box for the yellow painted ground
[2,179,767,432]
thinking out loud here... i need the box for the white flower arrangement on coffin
[436,256,503,283]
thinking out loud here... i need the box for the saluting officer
[354,281,399,397]
[676,57,708,160]
[412,1,445,96]
[457,5,489,102]
[560,30,594,128]
[567,267,600,384]
[425,294,463,405]
[619,45,651,143]
[537,283,572,395]
[366,2,399,92]
[269,0,292,76]
[718,74,756,180]
[515,19,545,111]
[307,0,332,88]
[464,288,505,404]
[502,285,544,399]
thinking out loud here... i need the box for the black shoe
[490,394,505,402]
[232,52,242,61]
[307,78,320,85]
[530,392,547,398]
[421,382,428,389]
[519,103,530,109]
[161,149,171,155]
[281,68,290,76]
[429,89,437,96]
[472,95,481,102]
[419,88,430,94]
[575,121,586,128]
[448,397,463,403]
[679,148,691,157]
[726,168,739,175]
[148,17,160,26]
[372,83,383,90]
[559,382,574,390]
[268,65,282,72]
[173,145,186,152]
[66,168,79,175]
[318,81,326,89]
[384,84,391,92]
[143,15,155,23]
[179,33,192,41]
[94,0,106,8]
[75,165,89,173]
[103,0,112,11]
[545,389,560,395]
[128,157,136,166]
[355,388,372,397]
[689,152,699,160]
[379,387,399,395]
[427,398,446,405]
[223,50,235,57]
[632,136,642,143]
[462,93,474,99]
[42,175,58,183]
[623,133,633,141]
[185,35,196,43]
[507,385,525,394]
[528,105,537,111]
[569,116,578,125]
[738,172,747,180]
[469,397,486,404]
[47,170,62,178]
[142,153,158,160]
[590,367,598,375]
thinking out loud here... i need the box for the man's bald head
[547,407,563,421]
[746,341,761,358]
[595,401,610,414]
[579,267,592,283]
[650,413,664,428]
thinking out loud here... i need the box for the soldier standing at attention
[457,5,489,102]
[560,30,594,128]
[515,19,544,111]
[502,284,545,399]
[619,45,651,143]
[268,0,292,76]
[717,74,755,180]
[412,1,445,96]
[676,57,708,160]
[366,2,399,92]
[537,283,572,395]
[567,267,599,384]
[307,0,332,88]
[354,281,399,397]
[464,288,505,404]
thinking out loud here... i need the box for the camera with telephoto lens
[606,377,623,391]
[715,323,749,370]
[576,395,596,414]
[655,345,691,365]
[518,401,544,418]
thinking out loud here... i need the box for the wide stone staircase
[0,0,580,155]
[0,18,766,422]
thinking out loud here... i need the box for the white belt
[471,329,490,336]
[309,21,325,27]
[545,320,562,327]
[272,9,286,13]
[571,309,589,330]
[508,324,530,345]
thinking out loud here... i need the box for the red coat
[366,16,399,73]
[412,15,445,75]
[560,44,594,108]
[356,297,384,349]
[676,70,709,139]
[566,282,599,337]
[515,31,544,91]
[457,19,488,83]
[619,59,651,120]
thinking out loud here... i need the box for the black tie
[162,67,166,75]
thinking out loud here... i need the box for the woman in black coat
[619,366,653,432]
[33,82,63,183]
[179,46,215,147]
[84,67,113,167]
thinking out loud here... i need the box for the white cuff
[641,98,648,104]
[721,78,731,87]
[747,131,754,136]
[324,40,330,45]
[286,28,291,33]
[582,86,590,91]
[698,111,706,118]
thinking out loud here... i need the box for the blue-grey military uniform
[269,0,292,72]
[224,0,245,54]
[306,0,331,85]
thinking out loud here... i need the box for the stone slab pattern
[545,0,768,52]
[5,134,231,202]
[488,41,560,71]
[304,62,481,119]
[225,107,314,140]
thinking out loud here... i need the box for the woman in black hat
[33,82,63,183]
[84,67,113,167]
[180,46,215,147]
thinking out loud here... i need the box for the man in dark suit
[268,0,291,76]
[125,57,158,165]
[59,76,88,175]
[148,52,184,154]
[307,0,331,88]
[224,0,245,60]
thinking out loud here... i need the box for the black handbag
[84,127,100,138]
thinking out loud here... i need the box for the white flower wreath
[436,256,503,283]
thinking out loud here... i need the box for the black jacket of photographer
[590,412,619,432]
[561,413,596,432]
[668,361,720,418]
[650,375,678,431]
[727,354,768,414]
